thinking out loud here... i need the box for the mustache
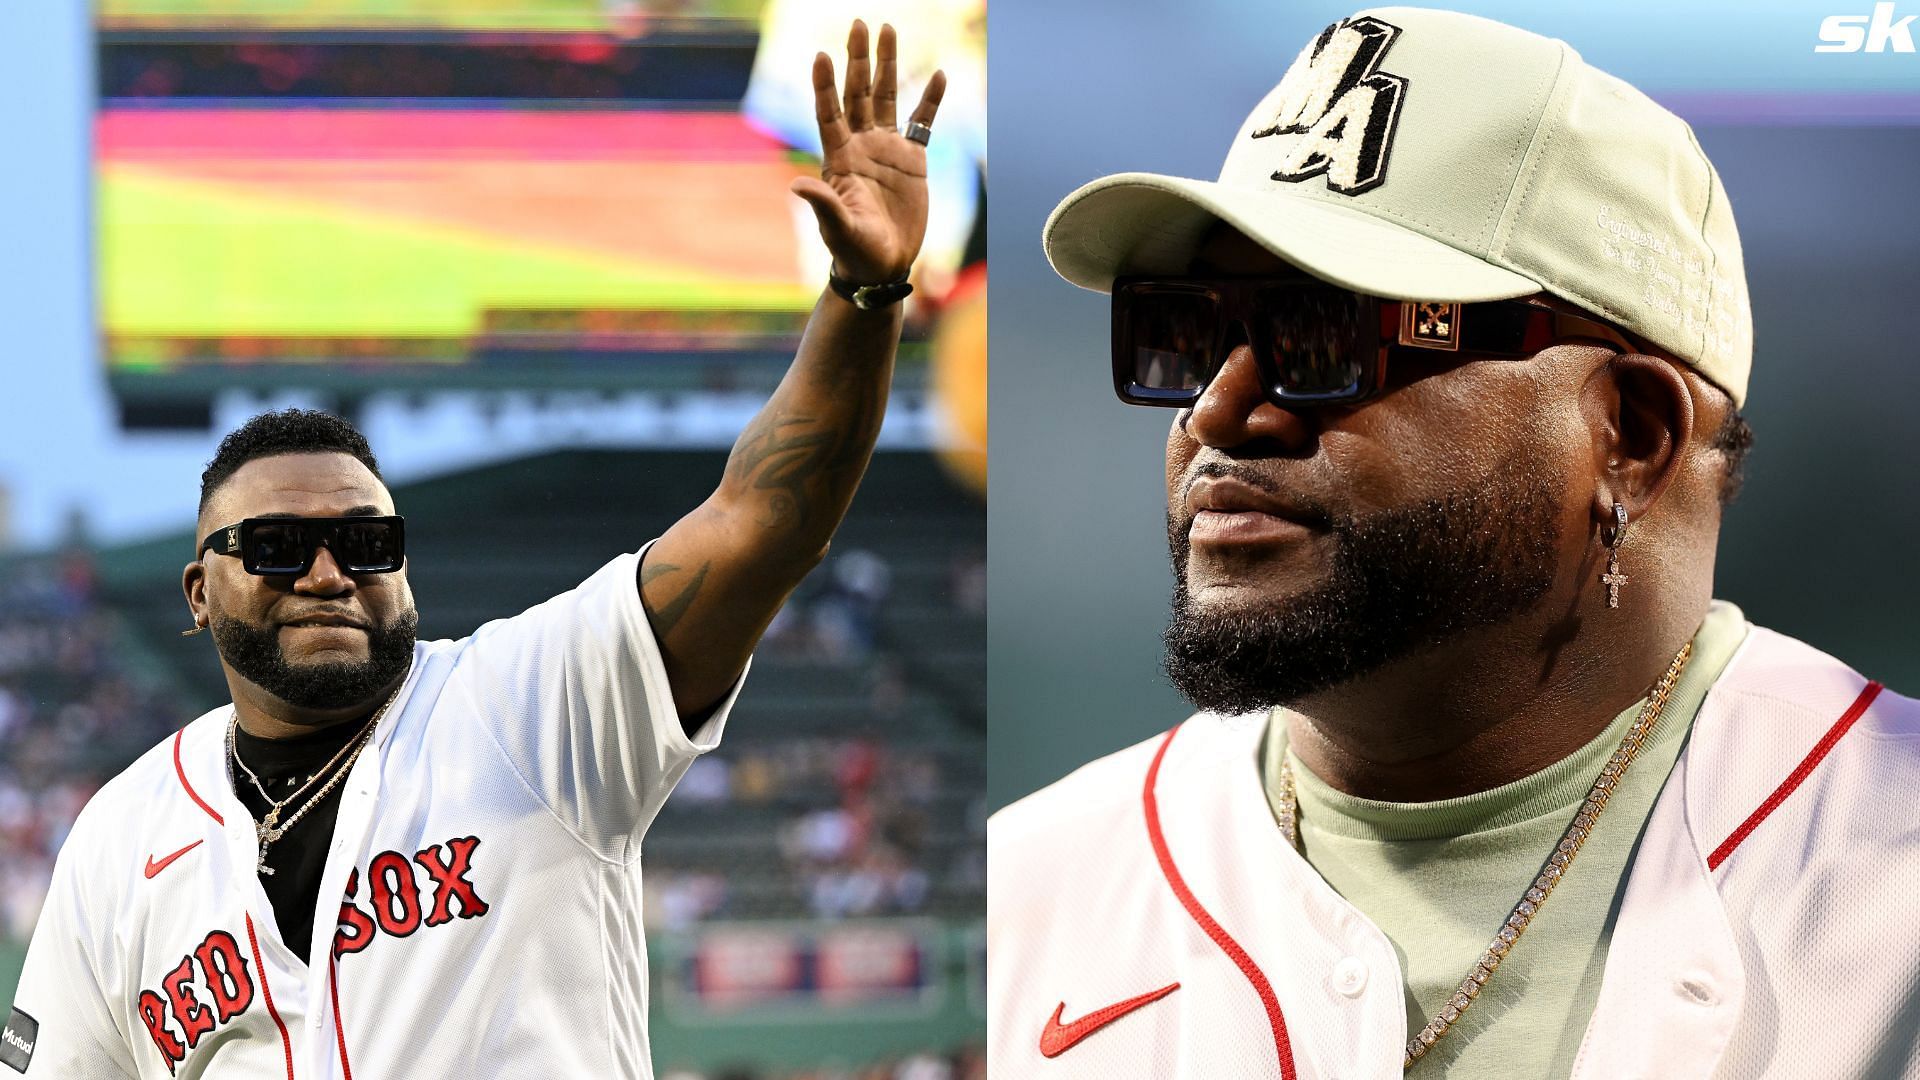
[1177,459,1337,524]
[275,605,370,628]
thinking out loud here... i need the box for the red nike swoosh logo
[144,840,204,879]
[1039,982,1180,1058]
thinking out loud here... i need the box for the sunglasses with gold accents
[1112,276,1646,410]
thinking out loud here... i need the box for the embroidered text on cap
[1250,16,1409,196]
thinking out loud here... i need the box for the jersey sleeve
[451,543,747,856]
[8,823,141,1078]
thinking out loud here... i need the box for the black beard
[1163,460,1563,715]
[211,609,418,713]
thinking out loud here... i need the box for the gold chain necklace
[226,690,398,877]
[1273,641,1693,1070]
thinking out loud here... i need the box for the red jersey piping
[244,914,295,1080]
[1143,724,1296,1078]
[173,728,224,826]
[330,952,354,1080]
[1707,681,1884,871]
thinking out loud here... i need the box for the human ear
[1587,353,1694,527]
[181,559,208,635]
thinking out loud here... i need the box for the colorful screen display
[100,106,818,386]
[98,0,764,32]
[94,0,971,403]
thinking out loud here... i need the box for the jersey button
[1332,956,1368,997]
[1677,975,1718,1006]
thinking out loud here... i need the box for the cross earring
[1601,503,1630,609]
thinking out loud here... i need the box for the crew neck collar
[1263,601,1749,842]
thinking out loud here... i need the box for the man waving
[6,21,944,1079]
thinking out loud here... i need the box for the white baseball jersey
[989,624,1920,1078]
[6,546,742,1079]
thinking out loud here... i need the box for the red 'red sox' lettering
[134,840,487,1071]
[335,836,490,958]
[194,931,255,1023]
[335,868,378,958]
[369,850,423,937]
[136,930,254,1074]
[416,835,490,925]
[160,957,214,1049]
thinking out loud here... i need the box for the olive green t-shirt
[1261,602,1748,1076]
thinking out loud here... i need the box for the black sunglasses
[1111,276,1641,410]
[199,516,406,577]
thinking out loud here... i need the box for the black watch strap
[827,266,914,311]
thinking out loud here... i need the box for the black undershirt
[232,718,368,965]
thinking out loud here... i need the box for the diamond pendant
[1601,549,1629,608]
[254,821,282,877]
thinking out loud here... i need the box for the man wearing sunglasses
[8,21,947,1080]
[990,8,1919,1079]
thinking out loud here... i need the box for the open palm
[791,20,948,287]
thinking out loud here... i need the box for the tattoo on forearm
[727,416,833,528]
[643,560,711,638]
[725,361,886,531]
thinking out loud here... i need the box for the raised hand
[790,20,947,287]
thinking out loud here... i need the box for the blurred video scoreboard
[94,0,861,424]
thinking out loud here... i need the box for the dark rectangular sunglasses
[1112,276,1639,409]
[199,516,406,576]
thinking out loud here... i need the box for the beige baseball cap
[1043,6,1753,405]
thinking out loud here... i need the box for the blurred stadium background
[989,0,1920,809]
[0,2,985,1078]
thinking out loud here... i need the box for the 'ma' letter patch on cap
[1,1008,36,1073]
[1251,16,1408,196]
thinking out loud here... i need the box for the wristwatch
[828,265,914,311]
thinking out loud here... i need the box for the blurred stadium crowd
[0,552,185,941]
[660,1044,986,1080]
[650,545,988,928]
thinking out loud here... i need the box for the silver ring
[903,121,932,146]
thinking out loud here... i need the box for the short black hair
[1711,408,1754,508]
[199,409,382,514]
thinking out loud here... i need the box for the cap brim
[1043,172,1543,303]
